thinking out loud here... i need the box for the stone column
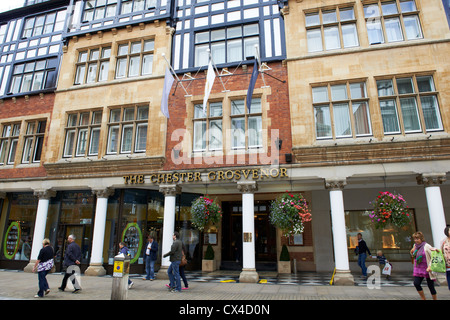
[325,179,354,285]
[24,189,56,273]
[85,188,114,276]
[237,181,259,283]
[417,174,447,248]
[157,184,181,280]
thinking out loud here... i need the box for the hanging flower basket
[190,196,222,231]
[369,191,411,229]
[269,191,312,237]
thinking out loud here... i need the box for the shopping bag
[430,250,446,273]
[382,262,392,275]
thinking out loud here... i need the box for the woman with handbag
[441,225,450,290]
[32,238,54,298]
[410,232,439,300]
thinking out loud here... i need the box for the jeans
[358,253,367,276]
[145,256,156,280]
[37,270,49,297]
[167,260,181,291]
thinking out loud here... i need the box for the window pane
[381,2,398,15]
[128,56,140,77]
[248,116,262,147]
[314,105,332,139]
[195,44,209,67]
[232,118,245,148]
[86,63,98,83]
[130,42,141,54]
[307,29,323,52]
[417,76,435,92]
[209,120,222,150]
[22,137,33,163]
[400,97,421,132]
[194,104,204,119]
[367,20,384,44]
[33,136,44,162]
[76,129,88,156]
[420,95,442,131]
[231,100,245,115]
[64,130,75,157]
[331,84,347,101]
[340,8,355,21]
[8,139,18,164]
[193,120,206,151]
[403,15,422,40]
[349,82,366,99]
[322,10,337,24]
[342,23,359,47]
[364,4,380,18]
[397,78,414,94]
[377,80,394,96]
[142,54,153,75]
[209,102,222,117]
[305,13,320,27]
[31,71,45,91]
[312,86,328,103]
[137,107,148,120]
[385,18,404,42]
[333,103,352,137]
[227,39,242,63]
[324,26,341,50]
[211,41,225,64]
[352,102,371,135]
[123,108,135,121]
[250,98,261,114]
[135,124,147,152]
[115,58,127,78]
[98,61,109,81]
[244,37,259,59]
[380,100,400,133]
[89,128,100,155]
[400,0,417,12]
[107,126,119,153]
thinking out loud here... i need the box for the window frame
[21,120,46,164]
[376,74,444,135]
[312,81,372,140]
[114,39,155,79]
[75,46,111,85]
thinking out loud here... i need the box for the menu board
[3,222,21,260]
[121,222,142,264]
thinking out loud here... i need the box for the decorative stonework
[159,184,181,196]
[237,181,258,194]
[33,189,56,200]
[324,179,347,191]
[416,174,447,187]
[92,188,114,198]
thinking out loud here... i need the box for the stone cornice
[43,157,165,180]
[416,174,447,187]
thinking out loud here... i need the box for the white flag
[202,60,215,115]
[161,67,174,118]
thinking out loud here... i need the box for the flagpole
[162,53,191,97]
[207,49,229,92]
[254,45,268,88]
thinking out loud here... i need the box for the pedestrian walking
[163,231,182,292]
[58,234,82,293]
[118,241,134,289]
[32,238,54,298]
[356,233,371,278]
[441,225,450,290]
[143,234,158,280]
[410,231,439,300]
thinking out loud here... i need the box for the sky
[0,0,25,13]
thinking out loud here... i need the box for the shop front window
[345,210,416,261]
[1,193,37,261]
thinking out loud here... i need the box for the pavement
[0,269,449,302]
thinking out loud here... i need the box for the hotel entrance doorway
[221,201,276,270]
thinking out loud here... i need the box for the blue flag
[161,67,174,118]
[246,60,258,113]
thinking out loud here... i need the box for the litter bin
[111,254,131,300]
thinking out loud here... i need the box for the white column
[417,174,447,248]
[237,181,259,283]
[24,189,56,273]
[157,184,181,279]
[85,188,114,276]
[325,179,354,285]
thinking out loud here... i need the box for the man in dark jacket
[356,233,371,278]
[143,235,158,280]
[58,234,82,293]
[163,231,182,292]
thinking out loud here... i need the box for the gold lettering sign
[123,168,288,184]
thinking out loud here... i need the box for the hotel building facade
[0,0,449,284]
